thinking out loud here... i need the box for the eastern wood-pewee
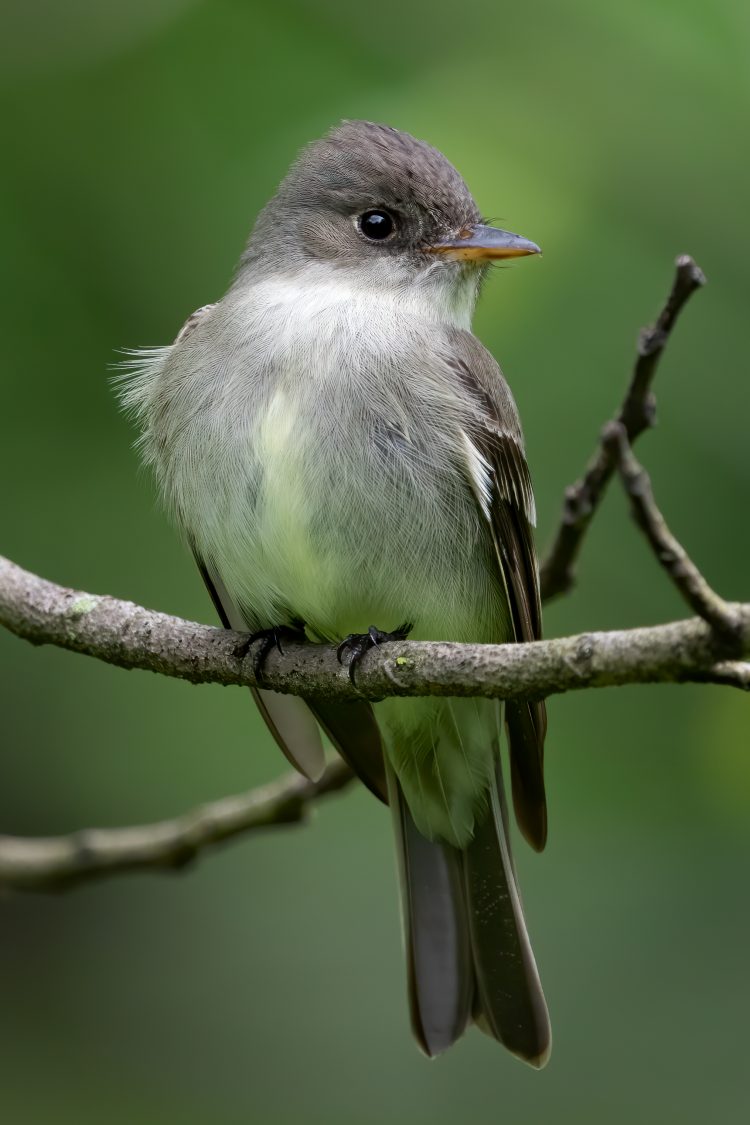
[120,120,550,1065]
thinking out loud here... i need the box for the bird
[119,120,550,1065]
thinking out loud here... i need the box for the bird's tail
[386,759,550,1065]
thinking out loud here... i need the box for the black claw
[235,623,306,681]
[232,635,255,661]
[337,622,414,684]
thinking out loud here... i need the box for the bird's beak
[426,223,541,261]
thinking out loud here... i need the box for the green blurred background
[1,1,748,1121]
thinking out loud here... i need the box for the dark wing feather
[193,553,388,801]
[193,553,326,781]
[306,700,388,803]
[487,445,548,851]
[446,334,548,851]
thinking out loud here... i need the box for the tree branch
[0,759,353,893]
[2,550,746,893]
[1,554,748,709]
[605,422,745,654]
[2,252,747,894]
[539,254,706,601]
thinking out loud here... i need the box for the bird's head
[241,121,540,316]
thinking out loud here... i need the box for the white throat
[237,260,479,333]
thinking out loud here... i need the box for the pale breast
[147,276,507,642]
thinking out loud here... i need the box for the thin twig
[698,661,750,690]
[539,255,706,601]
[0,759,353,893]
[604,421,745,656]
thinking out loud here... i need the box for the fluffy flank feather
[112,346,173,464]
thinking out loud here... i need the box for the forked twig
[539,255,706,600]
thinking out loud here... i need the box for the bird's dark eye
[358,209,396,241]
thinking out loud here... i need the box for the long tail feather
[463,762,551,1066]
[386,761,474,1057]
[388,750,550,1066]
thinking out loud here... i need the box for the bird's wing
[194,548,389,800]
[445,329,548,852]
[306,699,388,803]
[192,546,386,801]
[173,303,218,344]
[193,553,328,782]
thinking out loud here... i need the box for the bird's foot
[337,622,413,684]
[234,620,306,681]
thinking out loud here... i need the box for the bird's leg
[234,619,307,681]
[337,622,414,685]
